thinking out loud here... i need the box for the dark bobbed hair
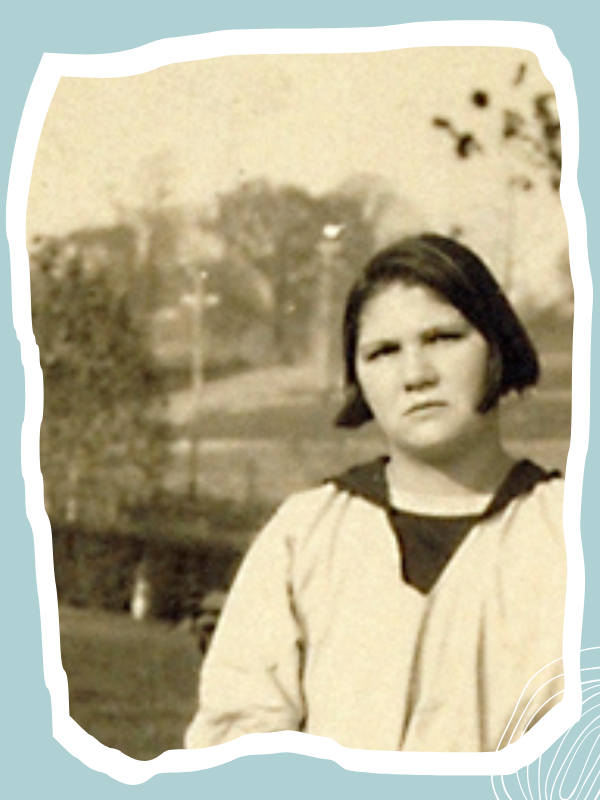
[335,233,540,428]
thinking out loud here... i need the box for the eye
[362,342,401,361]
[423,328,467,345]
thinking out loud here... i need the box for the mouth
[404,400,447,417]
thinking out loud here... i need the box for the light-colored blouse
[185,462,566,752]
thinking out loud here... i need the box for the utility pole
[180,264,208,498]
[505,174,532,295]
[314,223,344,394]
[180,265,208,395]
[191,266,207,396]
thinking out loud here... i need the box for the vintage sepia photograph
[26,45,572,761]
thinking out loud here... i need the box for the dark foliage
[432,62,562,193]
[51,520,246,621]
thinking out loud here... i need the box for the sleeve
[184,497,308,749]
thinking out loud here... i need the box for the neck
[386,416,515,499]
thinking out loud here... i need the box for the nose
[403,345,437,391]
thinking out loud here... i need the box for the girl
[185,234,566,752]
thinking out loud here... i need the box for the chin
[392,429,478,465]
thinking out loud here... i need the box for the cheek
[463,344,493,405]
[355,365,401,425]
[356,359,392,395]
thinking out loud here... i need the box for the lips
[405,400,447,416]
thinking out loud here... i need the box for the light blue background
[2,2,596,797]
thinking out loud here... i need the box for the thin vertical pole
[314,224,344,394]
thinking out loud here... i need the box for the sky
[26,46,569,310]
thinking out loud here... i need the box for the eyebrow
[421,322,470,337]
[359,320,470,345]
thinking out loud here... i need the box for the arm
[184,500,306,749]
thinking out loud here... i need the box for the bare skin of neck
[385,412,516,500]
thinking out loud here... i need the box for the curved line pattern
[491,648,600,800]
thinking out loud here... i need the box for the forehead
[358,281,468,336]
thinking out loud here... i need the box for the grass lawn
[59,605,202,761]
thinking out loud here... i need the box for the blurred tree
[30,234,165,527]
[111,150,186,327]
[334,173,421,250]
[204,178,377,365]
[133,206,187,313]
[202,180,317,361]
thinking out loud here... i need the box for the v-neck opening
[328,457,560,594]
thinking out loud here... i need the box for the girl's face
[355,281,494,464]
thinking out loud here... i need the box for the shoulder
[220,485,346,588]
[514,461,564,508]
[252,474,386,555]
[274,458,389,521]
[488,458,563,519]
[526,471,565,519]
[501,467,565,549]
[250,484,344,546]
[273,483,341,523]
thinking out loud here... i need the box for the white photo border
[7,20,589,784]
